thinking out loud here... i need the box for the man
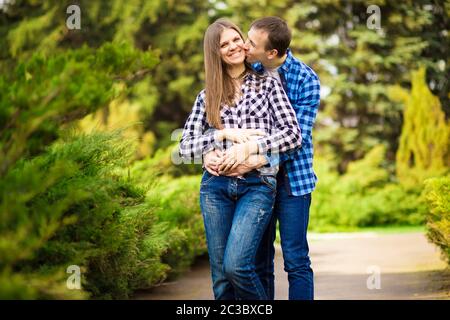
[204,16,320,300]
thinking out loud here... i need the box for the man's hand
[203,149,224,176]
[217,128,266,144]
[219,141,259,173]
[220,154,268,176]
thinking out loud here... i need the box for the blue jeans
[199,170,276,300]
[255,168,314,300]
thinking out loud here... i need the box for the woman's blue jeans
[199,170,276,300]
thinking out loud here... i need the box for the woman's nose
[237,42,246,50]
[229,42,238,50]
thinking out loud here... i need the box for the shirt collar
[279,48,294,74]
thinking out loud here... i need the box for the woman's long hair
[203,18,251,129]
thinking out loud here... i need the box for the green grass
[274,224,426,243]
[307,224,426,234]
[351,225,426,234]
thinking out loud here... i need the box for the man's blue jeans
[199,170,276,300]
[255,168,314,300]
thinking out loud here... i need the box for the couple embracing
[179,16,320,300]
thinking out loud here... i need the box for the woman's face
[219,28,245,66]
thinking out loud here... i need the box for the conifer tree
[390,67,450,186]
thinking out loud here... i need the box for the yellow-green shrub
[423,175,450,265]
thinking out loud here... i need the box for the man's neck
[263,53,287,70]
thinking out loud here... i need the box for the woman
[179,18,301,300]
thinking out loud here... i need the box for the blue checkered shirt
[253,49,321,196]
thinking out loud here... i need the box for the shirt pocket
[220,106,232,120]
[245,91,269,118]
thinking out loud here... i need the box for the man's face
[244,27,272,65]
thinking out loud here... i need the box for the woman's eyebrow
[220,36,241,46]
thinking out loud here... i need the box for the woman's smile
[229,50,243,58]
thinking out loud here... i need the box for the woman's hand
[219,141,259,172]
[217,128,266,144]
[203,149,224,176]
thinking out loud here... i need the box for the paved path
[134,232,449,300]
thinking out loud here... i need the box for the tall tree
[390,67,450,187]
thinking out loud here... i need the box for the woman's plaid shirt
[179,72,301,174]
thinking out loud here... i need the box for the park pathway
[134,232,449,300]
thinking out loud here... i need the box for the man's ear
[267,49,279,60]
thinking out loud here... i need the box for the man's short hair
[250,16,292,57]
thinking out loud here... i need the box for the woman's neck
[227,64,246,79]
